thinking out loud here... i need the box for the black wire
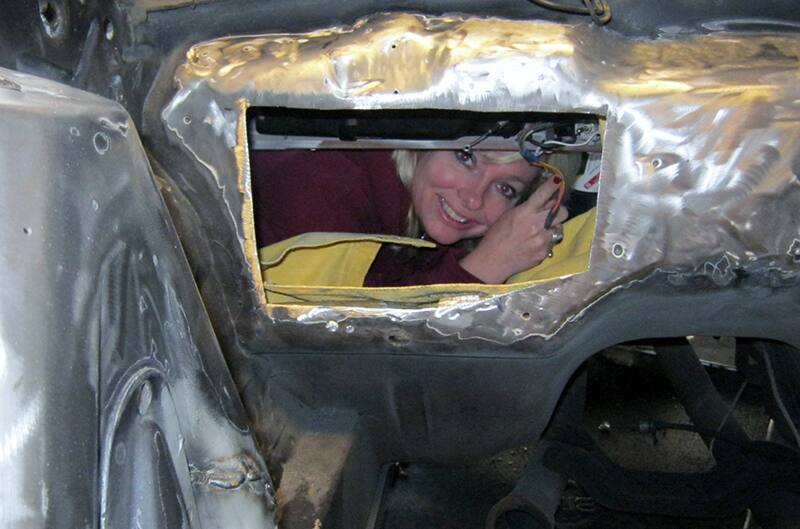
[637,419,750,451]
[519,126,551,149]
[528,0,612,25]
[585,0,612,25]
[463,121,509,153]
[638,419,800,458]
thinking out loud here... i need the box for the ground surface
[378,345,772,529]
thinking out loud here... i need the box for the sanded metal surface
[158,13,800,346]
[0,67,276,529]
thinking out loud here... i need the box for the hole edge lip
[93,131,110,154]
[104,18,115,41]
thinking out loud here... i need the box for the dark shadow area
[378,346,772,529]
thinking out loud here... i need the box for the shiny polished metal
[160,12,800,346]
[0,67,276,529]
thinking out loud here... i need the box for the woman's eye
[454,149,477,168]
[496,183,518,200]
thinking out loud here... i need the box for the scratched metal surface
[0,67,276,529]
[160,13,800,346]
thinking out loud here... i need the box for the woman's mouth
[438,196,469,225]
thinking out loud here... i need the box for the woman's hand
[459,177,568,284]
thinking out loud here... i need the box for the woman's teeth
[440,197,468,224]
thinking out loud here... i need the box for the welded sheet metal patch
[0,67,276,529]
[162,13,800,345]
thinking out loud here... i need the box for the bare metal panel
[0,67,276,529]
[158,13,800,346]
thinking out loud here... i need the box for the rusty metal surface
[0,67,276,529]
[159,12,800,347]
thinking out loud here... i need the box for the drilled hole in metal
[39,2,62,37]
[40,3,57,24]
[93,132,109,154]
[387,334,407,345]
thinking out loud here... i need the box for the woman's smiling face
[410,150,539,245]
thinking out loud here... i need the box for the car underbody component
[737,339,800,447]
[654,340,751,459]
[532,342,800,527]
[653,340,800,528]
[544,429,800,519]
[248,107,601,155]
[486,368,586,529]
[485,441,566,529]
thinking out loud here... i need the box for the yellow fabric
[259,232,436,287]
[507,206,596,283]
[259,208,597,305]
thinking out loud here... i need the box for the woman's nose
[457,186,484,210]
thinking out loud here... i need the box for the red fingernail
[553,176,562,184]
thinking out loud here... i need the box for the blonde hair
[392,149,540,238]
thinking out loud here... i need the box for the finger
[528,209,550,230]
[532,220,555,248]
[540,230,556,258]
[545,205,568,224]
[554,205,568,224]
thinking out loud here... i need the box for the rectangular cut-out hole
[246,107,602,305]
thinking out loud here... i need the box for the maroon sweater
[251,150,482,286]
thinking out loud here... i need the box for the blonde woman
[252,149,566,286]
